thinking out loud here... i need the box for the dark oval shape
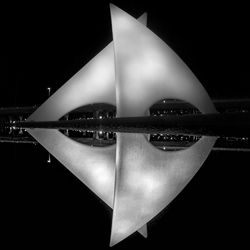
[59,103,116,147]
[148,99,201,151]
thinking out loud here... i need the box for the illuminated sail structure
[27,5,217,247]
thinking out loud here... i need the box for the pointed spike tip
[109,3,116,10]
[109,237,117,247]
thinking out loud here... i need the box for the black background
[2,1,249,248]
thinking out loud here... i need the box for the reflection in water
[59,99,201,151]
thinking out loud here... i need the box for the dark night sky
[2,1,249,248]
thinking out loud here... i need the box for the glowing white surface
[26,5,217,246]
[27,13,148,237]
[110,5,217,246]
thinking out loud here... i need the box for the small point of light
[47,154,51,163]
[47,87,51,97]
